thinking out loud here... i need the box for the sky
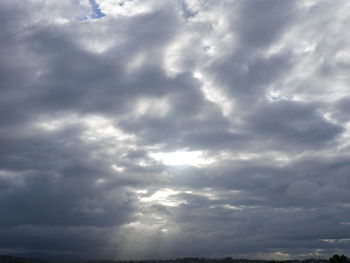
[1,0,350,260]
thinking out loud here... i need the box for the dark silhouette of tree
[329,255,348,263]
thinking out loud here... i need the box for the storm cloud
[1,0,350,260]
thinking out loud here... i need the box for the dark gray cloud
[1,0,350,260]
[235,0,297,48]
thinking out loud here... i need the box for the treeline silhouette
[77,258,327,263]
[0,255,48,263]
[329,255,348,263]
[0,254,347,263]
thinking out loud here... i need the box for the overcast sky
[1,0,350,260]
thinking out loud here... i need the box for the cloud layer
[1,0,350,259]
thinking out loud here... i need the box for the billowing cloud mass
[1,0,350,260]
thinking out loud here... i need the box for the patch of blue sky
[203,45,211,52]
[179,1,197,19]
[88,0,105,19]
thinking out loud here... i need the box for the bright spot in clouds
[139,188,185,207]
[150,150,214,166]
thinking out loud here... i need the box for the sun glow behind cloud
[139,188,186,207]
[150,150,214,167]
